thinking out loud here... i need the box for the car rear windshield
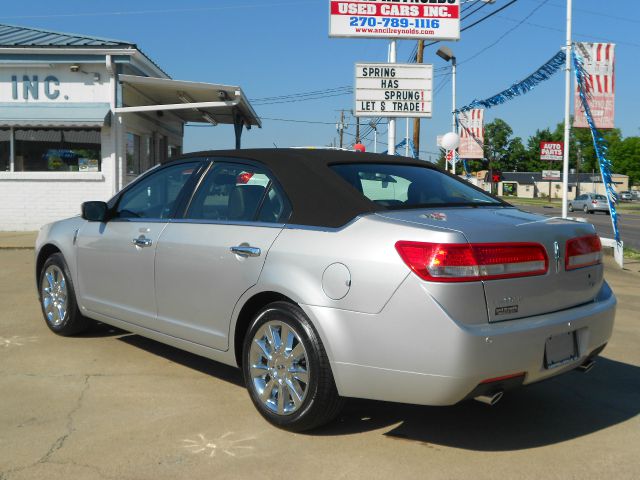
[330,163,503,209]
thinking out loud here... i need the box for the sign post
[543,170,561,203]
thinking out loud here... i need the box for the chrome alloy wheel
[249,320,310,416]
[41,265,68,327]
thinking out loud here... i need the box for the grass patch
[625,247,640,261]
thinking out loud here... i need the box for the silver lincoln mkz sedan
[36,149,616,431]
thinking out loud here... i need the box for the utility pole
[561,0,573,218]
[576,145,582,197]
[356,116,360,143]
[388,40,397,155]
[413,40,424,156]
[337,110,346,149]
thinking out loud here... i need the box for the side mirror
[81,201,109,222]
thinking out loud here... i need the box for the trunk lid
[377,207,603,322]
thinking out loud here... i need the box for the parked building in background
[465,171,629,200]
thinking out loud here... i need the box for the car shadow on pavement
[74,321,129,338]
[116,334,244,387]
[318,357,640,451]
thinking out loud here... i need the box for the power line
[0,2,317,20]
[186,116,385,127]
[461,0,491,21]
[497,15,640,49]
[423,0,520,49]
[459,0,551,66]
[522,0,640,25]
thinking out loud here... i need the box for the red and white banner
[329,1,461,40]
[540,141,564,161]
[458,109,484,159]
[574,42,616,129]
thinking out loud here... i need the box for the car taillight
[237,172,254,184]
[565,235,602,271]
[592,200,598,205]
[395,241,548,283]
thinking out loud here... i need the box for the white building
[0,24,260,231]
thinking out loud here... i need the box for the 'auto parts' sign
[540,142,564,162]
[329,0,461,40]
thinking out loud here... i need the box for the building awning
[115,75,261,149]
[0,102,110,127]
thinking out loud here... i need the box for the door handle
[132,236,153,248]
[230,245,261,257]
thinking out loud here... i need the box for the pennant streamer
[457,51,566,113]
[382,138,418,159]
[573,51,620,243]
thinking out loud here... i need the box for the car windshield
[330,163,503,209]
[594,194,607,200]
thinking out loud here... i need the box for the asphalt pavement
[1,249,639,480]
[511,203,640,251]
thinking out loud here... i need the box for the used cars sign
[329,0,461,40]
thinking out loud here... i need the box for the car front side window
[115,162,200,220]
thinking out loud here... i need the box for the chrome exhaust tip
[578,359,596,373]
[474,391,504,406]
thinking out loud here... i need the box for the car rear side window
[186,162,291,223]
[330,163,502,208]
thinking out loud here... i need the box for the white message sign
[355,63,433,118]
[542,170,561,181]
[329,0,461,40]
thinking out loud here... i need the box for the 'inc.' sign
[11,75,61,100]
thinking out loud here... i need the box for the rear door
[76,161,202,325]
[154,161,291,350]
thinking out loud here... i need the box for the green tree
[552,121,623,174]
[481,118,528,173]
[610,137,640,185]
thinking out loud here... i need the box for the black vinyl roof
[178,148,440,228]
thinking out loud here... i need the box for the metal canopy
[115,75,260,149]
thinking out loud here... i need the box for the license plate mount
[544,331,578,369]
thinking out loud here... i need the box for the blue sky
[1,0,638,158]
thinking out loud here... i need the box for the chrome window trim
[169,218,286,229]
[109,218,169,224]
[283,215,364,233]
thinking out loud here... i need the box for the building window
[126,133,141,175]
[0,129,9,172]
[159,136,168,164]
[169,145,181,159]
[13,128,101,172]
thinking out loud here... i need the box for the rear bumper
[302,277,616,406]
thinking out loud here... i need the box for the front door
[76,161,201,326]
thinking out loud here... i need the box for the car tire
[568,204,574,212]
[39,253,91,336]
[583,205,590,214]
[242,301,344,432]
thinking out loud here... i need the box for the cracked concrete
[1,250,639,480]
[37,375,90,464]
